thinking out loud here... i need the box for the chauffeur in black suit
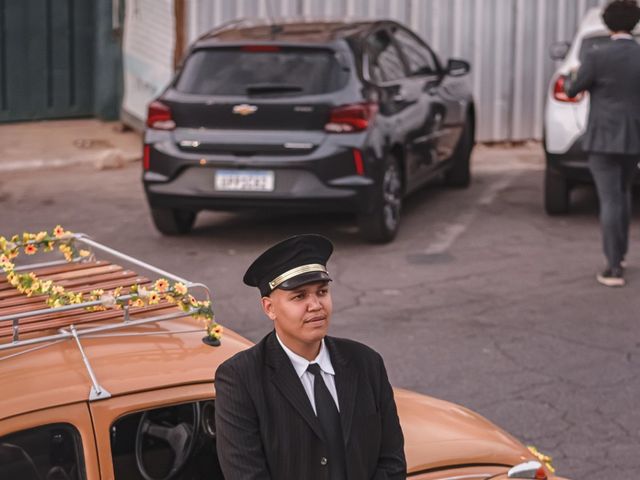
[214,234,406,480]
[565,0,640,287]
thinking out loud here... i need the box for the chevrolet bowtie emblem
[232,104,258,116]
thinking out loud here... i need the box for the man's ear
[261,295,276,321]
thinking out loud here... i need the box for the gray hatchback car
[143,18,475,242]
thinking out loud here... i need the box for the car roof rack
[0,233,213,401]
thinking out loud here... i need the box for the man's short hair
[603,0,640,33]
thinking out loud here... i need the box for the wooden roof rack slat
[0,261,111,290]
[0,281,153,323]
[0,281,148,309]
[0,270,146,300]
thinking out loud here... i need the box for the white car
[543,7,640,214]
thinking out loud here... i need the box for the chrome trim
[268,263,327,290]
[508,461,544,479]
[284,142,314,150]
[179,140,201,148]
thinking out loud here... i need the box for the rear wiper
[246,83,303,95]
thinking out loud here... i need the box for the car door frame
[361,23,427,194]
[89,382,215,480]
[389,24,459,180]
[0,403,101,480]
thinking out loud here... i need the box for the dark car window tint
[393,28,438,75]
[0,423,86,480]
[579,35,640,62]
[111,400,223,479]
[175,48,348,96]
[367,30,407,83]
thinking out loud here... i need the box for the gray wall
[187,0,609,142]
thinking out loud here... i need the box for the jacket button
[320,457,328,466]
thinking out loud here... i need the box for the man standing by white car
[565,0,640,287]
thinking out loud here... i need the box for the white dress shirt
[611,33,633,41]
[276,334,340,414]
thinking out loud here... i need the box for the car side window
[111,400,223,479]
[366,29,407,83]
[0,423,85,480]
[392,27,439,75]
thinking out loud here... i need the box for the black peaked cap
[243,234,333,296]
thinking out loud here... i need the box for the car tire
[544,168,570,215]
[358,155,402,244]
[444,116,473,188]
[150,208,197,235]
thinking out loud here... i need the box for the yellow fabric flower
[154,278,169,293]
[131,298,145,308]
[148,292,160,304]
[174,282,188,295]
[24,244,37,255]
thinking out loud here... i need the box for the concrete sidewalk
[0,119,142,173]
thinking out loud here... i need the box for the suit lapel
[265,332,325,440]
[326,336,359,443]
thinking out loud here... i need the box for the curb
[0,151,141,173]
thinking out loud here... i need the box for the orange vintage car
[0,230,569,480]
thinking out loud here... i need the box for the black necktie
[307,363,347,480]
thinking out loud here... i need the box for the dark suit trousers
[588,153,639,268]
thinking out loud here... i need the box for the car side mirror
[549,41,570,60]
[445,58,470,77]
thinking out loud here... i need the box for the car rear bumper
[546,137,640,184]
[144,167,374,213]
[142,138,379,213]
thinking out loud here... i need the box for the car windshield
[579,34,640,62]
[175,47,349,96]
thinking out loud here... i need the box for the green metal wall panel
[0,0,96,122]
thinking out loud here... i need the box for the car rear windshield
[175,47,349,96]
[579,35,640,62]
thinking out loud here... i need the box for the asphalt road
[2,144,639,479]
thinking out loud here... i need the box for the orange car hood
[395,389,533,473]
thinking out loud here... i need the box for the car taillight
[325,103,378,133]
[146,101,176,130]
[552,75,583,103]
[143,145,150,171]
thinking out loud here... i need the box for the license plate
[215,170,275,192]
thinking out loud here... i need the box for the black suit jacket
[565,38,640,154]
[214,331,406,480]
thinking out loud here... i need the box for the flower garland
[0,226,222,343]
[527,445,555,474]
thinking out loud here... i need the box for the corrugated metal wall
[187,0,610,142]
